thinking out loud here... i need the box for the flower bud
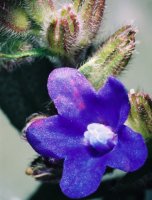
[25,156,63,183]
[79,25,136,90]
[73,0,105,43]
[127,90,152,138]
[24,0,55,25]
[46,1,105,56]
[47,5,80,55]
[0,3,30,37]
[60,6,80,53]
[73,0,83,11]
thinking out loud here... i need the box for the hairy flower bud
[73,0,83,11]
[79,25,136,89]
[0,5,30,37]
[46,1,105,56]
[60,6,80,53]
[46,5,80,55]
[24,0,55,25]
[127,90,152,138]
[73,0,105,43]
[25,156,63,183]
[47,18,62,53]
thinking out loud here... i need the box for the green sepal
[127,90,152,139]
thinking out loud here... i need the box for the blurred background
[0,0,152,199]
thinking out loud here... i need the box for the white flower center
[84,123,118,154]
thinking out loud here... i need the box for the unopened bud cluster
[0,0,105,62]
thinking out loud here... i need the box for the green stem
[0,48,57,59]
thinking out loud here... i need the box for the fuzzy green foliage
[79,25,136,89]
[77,0,105,40]
[23,0,55,25]
[0,0,105,68]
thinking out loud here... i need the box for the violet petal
[106,125,148,172]
[26,115,84,159]
[47,68,100,126]
[97,76,130,131]
[60,148,106,199]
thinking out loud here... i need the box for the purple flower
[26,68,147,199]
